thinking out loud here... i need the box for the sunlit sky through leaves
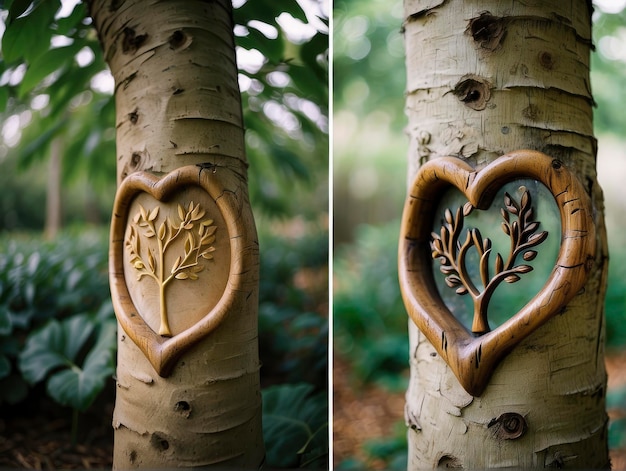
[0,0,329,150]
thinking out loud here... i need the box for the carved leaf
[501,222,510,236]
[148,250,155,272]
[525,221,540,234]
[177,204,185,221]
[520,190,530,211]
[472,228,483,252]
[463,202,474,216]
[139,204,147,221]
[523,250,537,261]
[201,248,215,259]
[528,231,548,245]
[504,274,520,283]
[500,208,509,222]
[201,235,216,246]
[495,253,503,274]
[440,264,455,274]
[445,208,454,225]
[441,226,450,247]
[175,272,189,280]
[148,206,159,221]
[171,256,182,274]
[445,274,462,287]
[158,222,166,240]
[483,238,492,252]
[185,233,193,253]
[516,264,533,274]
[456,286,468,295]
[504,192,518,215]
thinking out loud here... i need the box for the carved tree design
[126,201,217,336]
[431,189,548,334]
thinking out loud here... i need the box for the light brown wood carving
[398,150,595,396]
[110,165,245,377]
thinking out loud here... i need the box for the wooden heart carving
[110,165,249,377]
[399,150,595,396]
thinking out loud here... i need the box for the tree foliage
[0,0,328,222]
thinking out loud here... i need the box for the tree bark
[90,0,263,467]
[401,0,608,467]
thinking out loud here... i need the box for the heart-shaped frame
[398,150,595,396]
[110,165,252,377]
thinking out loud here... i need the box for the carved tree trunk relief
[90,0,264,467]
[401,0,609,467]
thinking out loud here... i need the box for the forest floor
[0,382,115,469]
[334,350,626,470]
[1,352,625,469]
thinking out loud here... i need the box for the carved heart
[398,150,595,396]
[110,165,250,377]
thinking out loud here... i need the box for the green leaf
[18,43,83,98]
[299,32,328,83]
[19,319,68,383]
[0,354,11,380]
[0,86,9,113]
[46,321,116,411]
[18,314,94,384]
[0,310,11,336]
[237,28,284,64]
[2,1,59,63]
[262,383,328,468]
[46,350,113,411]
[55,2,87,35]
[17,117,67,169]
[19,314,115,411]
[62,314,95,360]
[7,0,33,24]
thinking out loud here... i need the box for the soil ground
[1,352,625,469]
[334,350,626,470]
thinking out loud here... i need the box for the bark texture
[90,0,263,467]
[402,0,608,467]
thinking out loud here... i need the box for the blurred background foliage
[0,0,328,468]
[334,0,626,468]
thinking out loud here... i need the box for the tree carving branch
[126,201,217,336]
[431,190,548,334]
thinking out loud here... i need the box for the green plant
[0,230,112,406]
[334,221,408,388]
[605,235,626,347]
[18,306,116,443]
[258,226,328,389]
[263,382,328,469]
[607,384,626,450]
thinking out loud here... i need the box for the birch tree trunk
[90,0,264,467]
[401,1,609,467]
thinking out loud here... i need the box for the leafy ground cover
[0,222,328,469]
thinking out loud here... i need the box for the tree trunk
[401,1,608,467]
[90,0,264,467]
